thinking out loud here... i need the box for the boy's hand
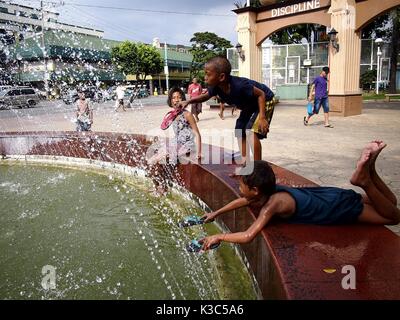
[177,101,189,109]
[258,118,269,134]
[201,212,217,223]
[200,235,221,251]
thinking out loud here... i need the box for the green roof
[8,30,194,67]
[156,48,193,69]
[8,30,121,61]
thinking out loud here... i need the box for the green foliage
[111,41,163,80]
[189,32,232,79]
[234,0,261,8]
[361,13,390,40]
[135,43,163,80]
[269,24,318,44]
[360,69,376,91]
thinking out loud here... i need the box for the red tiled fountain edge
[1,131,400,300]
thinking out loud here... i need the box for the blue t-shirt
[207,76,274,114]
[275,185,363,225]
[313,75,328,99]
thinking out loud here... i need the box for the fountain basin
[1,131,400,299]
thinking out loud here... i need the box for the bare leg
[324,112,330,126]
[350,147,400,224]
[219,104,224,119]
[236,136,247,166]
[366,141,397,205]
[249,133,262,161]
[304,112,313,125]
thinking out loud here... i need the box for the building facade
[1,1,193,93]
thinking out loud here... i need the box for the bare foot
[218,112,224,120]
[350,149,372,187]
[365,140,386,165]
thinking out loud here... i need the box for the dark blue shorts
[314,97,329,114]
[276,185,363,225]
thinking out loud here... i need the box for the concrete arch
[256,10,331,45]
[356,0,400,31]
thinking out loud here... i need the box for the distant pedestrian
[304,66,333,128]
[115,85,126,112]
[188,78,202,122]
[76,91,93,131]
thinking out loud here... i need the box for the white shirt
[116,87,125,100]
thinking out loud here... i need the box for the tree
[388,8,399,94]
[111,41,163,81]
[362,9,400,93]
[189,32,233,79]
[269,24,321,44]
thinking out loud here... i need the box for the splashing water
[0,162,257,300]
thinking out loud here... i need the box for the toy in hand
[178,215,206,228]
[186,239,220,253]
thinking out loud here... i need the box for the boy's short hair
[167,86,186,107]
[322,66,330,74]
[239,160,276,195]
[205,56,232,76]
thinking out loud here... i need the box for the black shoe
[303,116,308,126]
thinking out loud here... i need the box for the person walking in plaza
[75,91,93,131]
[304,66,333,128]
[187,78,203,122]
[115,85,126,112]
[179,56,276,163]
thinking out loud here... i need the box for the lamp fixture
[235,43,245,61]
[328,28,339,52]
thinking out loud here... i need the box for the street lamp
[235,43,245,61]
[328,28,339,52]
[164,42,169,94]
[375,38,383,95]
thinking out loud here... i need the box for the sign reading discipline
[272,0,321,18]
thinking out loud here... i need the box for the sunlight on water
[0,163,257,300]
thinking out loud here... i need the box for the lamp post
[40,0,49,98]
[235,43,245,61]
[328,28,339,52]
[164,42,169,94]
[375,38,383,95]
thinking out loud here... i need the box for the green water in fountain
[0,163,257,300]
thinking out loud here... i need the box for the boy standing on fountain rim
[199,141,400,251]
[178,56,276,163]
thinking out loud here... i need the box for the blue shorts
[314,97,329,114]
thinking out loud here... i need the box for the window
[22,89,35,95]
[7,90,21,96]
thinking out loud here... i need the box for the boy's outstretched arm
[253,86,269,134]
[201,197,250,223]
[178,92,211,109]
[201,195,290,250]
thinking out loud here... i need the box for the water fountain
[0,132,260,300]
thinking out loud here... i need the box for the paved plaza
[1,97,399,234]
